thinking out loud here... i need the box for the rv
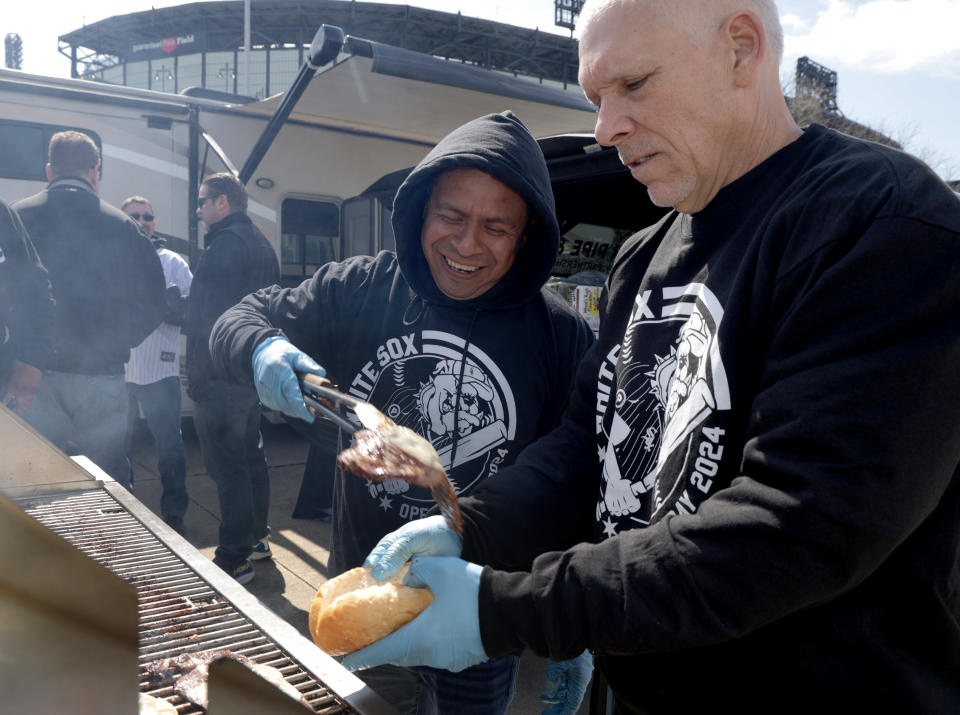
[0,26,666,418]
[0,27,610,285]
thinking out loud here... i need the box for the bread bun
[309,564,433,656]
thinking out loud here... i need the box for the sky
[4,0,959,179]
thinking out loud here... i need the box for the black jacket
[461,125,960,712]
[211,111,595,574]
[185,211,279,401]
[0,200,55,387]
[13,177,164,376]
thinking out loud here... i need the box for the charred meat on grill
[144,649,305,708]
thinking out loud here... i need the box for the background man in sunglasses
[121,195,193,534]
[186,172,279,585]
[12,131,165,486]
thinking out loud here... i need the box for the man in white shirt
[123,195,193,534]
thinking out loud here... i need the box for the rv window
[342,197,376,258]
[0,120,103,182]
[280,198,339,287]
[341,194,397,259]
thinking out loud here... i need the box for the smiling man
[208,111,595,715]
[420,167,527,301]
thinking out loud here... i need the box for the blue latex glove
[251,336,325,422]
[364,514,463,580]
[541,650,594,714]
[341,556,487,673]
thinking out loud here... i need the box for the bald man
[341,1,960,711]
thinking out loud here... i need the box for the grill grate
[21,489,350,714]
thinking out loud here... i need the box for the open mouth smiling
[443,255,481,274]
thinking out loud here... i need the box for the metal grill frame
[17,480,396,715]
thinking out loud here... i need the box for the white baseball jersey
[125,247,193,385]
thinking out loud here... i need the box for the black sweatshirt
[13,178,164,375]
[211,111,595,574]
[185,211,279,401]
[459,125,960,712]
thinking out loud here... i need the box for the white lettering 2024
[691,426,725,494]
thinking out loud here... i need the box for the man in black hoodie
[13,130,165,484]
[338,0,960,712]
[187,172,280,586]
[210,112,595,714]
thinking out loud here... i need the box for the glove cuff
[252,335,289,366]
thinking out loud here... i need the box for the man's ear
[726,11,765,88]
[86,166,100,194]
[45,164,54,182]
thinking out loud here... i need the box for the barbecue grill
[0,404,397,715]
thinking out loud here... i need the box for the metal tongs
[298,373,384,434]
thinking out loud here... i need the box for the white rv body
[0,50,595,270]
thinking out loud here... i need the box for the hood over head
[392,111,559,310]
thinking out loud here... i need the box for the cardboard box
[547,281,602,335]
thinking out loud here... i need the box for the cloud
[782,0,960,74]
[780,13,811,33]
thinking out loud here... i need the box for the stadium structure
[57,0,581,100]
[57,3,918,173]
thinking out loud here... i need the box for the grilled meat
[337,415,464,534]
[144,649,305,709]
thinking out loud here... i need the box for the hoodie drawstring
[402,290,427,326]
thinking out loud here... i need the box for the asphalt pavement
[129,416,591,715]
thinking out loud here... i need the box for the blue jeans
[419,656,520,714]
[192,381,269,570]
[357,655,520,715]
[21,371,130,485]
[126,377,188,518]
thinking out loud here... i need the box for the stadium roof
[58,0,581,86]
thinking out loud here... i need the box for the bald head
[580,1,779,51]
[577,0,799,213]
[579,0,782,64]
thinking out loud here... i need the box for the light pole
[243,0,251,97]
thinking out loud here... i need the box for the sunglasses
[197,194,221,207]
[128,212,154,222]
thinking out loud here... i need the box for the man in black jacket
[0,199,55,416]
[14,131,165,484]
[186,172,279,585]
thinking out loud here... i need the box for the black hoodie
[211,111,595,573]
